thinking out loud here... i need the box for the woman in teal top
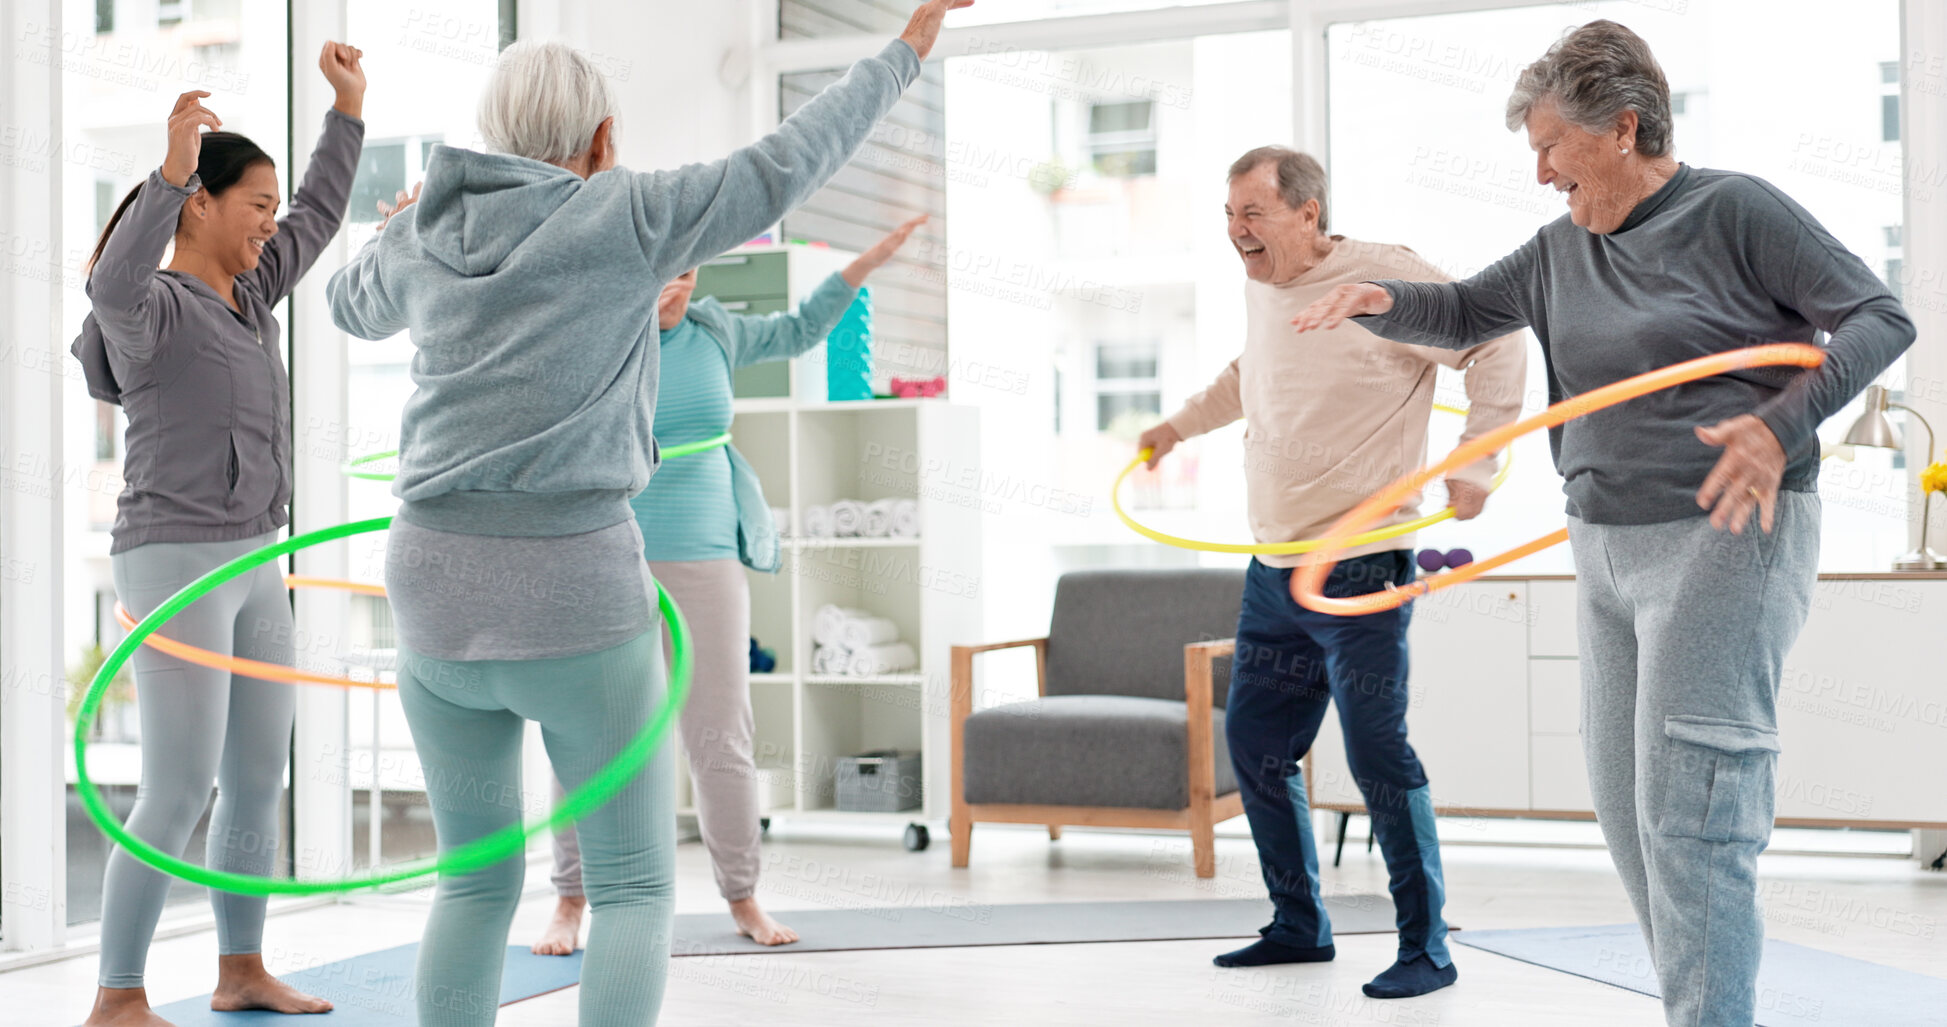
[534,216,928,952]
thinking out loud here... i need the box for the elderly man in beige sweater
[1138,146,1525,1000]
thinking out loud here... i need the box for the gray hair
[478,40,618,165]
[1505,20,1673,157]
[1227,146,1330,232]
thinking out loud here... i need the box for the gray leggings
[99,533,296,989]
[1571,493,1819,1027]
[550,558,759,901]
[398,629,675,1027]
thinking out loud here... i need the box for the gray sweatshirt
[1356,164,1915,525]
[329,40,920,541]
[74,109,364,553]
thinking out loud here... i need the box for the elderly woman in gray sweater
[1293,20,1913,1027]
[328,4,967,1024]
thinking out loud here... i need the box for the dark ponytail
[86,131,276,275]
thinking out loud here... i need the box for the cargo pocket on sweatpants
[1656,715,1780,843]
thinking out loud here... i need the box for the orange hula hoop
[1290,343,1827,616]
[113,575,397,690]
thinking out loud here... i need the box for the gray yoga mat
[1454,924,1947,1027]
[671,895,1403,956]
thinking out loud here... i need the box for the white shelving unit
[668,244,982,849]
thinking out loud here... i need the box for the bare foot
[210,954,332,1014]
[83,988,175,1027]
[530,895,587,956]
[730,896,799,946]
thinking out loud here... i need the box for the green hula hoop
[74,515,692,896]
[342,432,733,482]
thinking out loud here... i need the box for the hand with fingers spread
[843,214,927,287]
[1290,282,1394,334]
[377,183,422,231]
[320,41,367,119]
[1695,414,1786,534]
[899,0,975,62]
[161,91,221,187]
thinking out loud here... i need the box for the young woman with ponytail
[73,42,368,1027]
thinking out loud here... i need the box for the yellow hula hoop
[1112,403,1512,555]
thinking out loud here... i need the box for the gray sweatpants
[99,533,296,988]
[1570,493,1819,1027]
[550,558,760,902]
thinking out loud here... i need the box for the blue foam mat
[147,945,581,1026]
[1454,924,1947,1027]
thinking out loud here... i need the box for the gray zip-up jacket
[74,108,364,553]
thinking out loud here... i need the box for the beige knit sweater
[1165,236,1528,568]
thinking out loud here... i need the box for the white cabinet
[671,400,983,835]
[1306,575,1947,829]
[1310,582,1531,812]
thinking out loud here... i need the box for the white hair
[478,40,618,165]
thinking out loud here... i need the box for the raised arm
[630,1,968,282]
[85,91,219,362]
[242,42,366,304]
[727,215,927,366]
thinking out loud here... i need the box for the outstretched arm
[630,2,969,281]
[729,216,928,366]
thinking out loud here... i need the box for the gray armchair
[949,569,1246,878]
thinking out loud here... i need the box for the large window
[58,0,290,926]
[1327,0,1907,572]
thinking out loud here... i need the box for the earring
[1619,147,1630,155]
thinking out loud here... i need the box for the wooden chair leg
[1047,825,1062,840]
[1191,813,1217,879]
[1333,810,1350,868]
[951,810,972,867]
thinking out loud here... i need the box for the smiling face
[1224,162,1322,285]
[1525,98,1641,234]
[183,161,281,276]
[658,270,699,327]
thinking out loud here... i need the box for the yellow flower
[1923,462,1947,496]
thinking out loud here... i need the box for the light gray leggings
[398,629,674,1027]
[550,558,759,902]
[100,533,295,989]
[1570,494,1819,1027]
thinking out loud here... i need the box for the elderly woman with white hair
[327,3,967,1023]
[1293,19,1913,1027]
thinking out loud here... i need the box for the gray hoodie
[328,40,920,540]
[74,109,364,554]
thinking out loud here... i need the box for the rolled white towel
[862,498,896,538]
[848,642,917,677]
[770,506,792,536]
[889,499,920,538]
[812,604,868,648]
[830,498,865,537]
[802,504,834,538]
[838,615,899,651]
[813,645,846,676]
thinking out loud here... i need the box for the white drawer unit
[1306,575,1947,830]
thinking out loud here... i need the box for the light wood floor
[8,820,1945,1025]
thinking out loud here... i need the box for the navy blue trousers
[1226,553,1451,967]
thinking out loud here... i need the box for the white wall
[517,0,759,174]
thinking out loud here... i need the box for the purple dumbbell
[1416,549,1445,572]
[1445,548,1474,568]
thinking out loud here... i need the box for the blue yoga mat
[1455,924,1947,1027]
[148,945,581,1027]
